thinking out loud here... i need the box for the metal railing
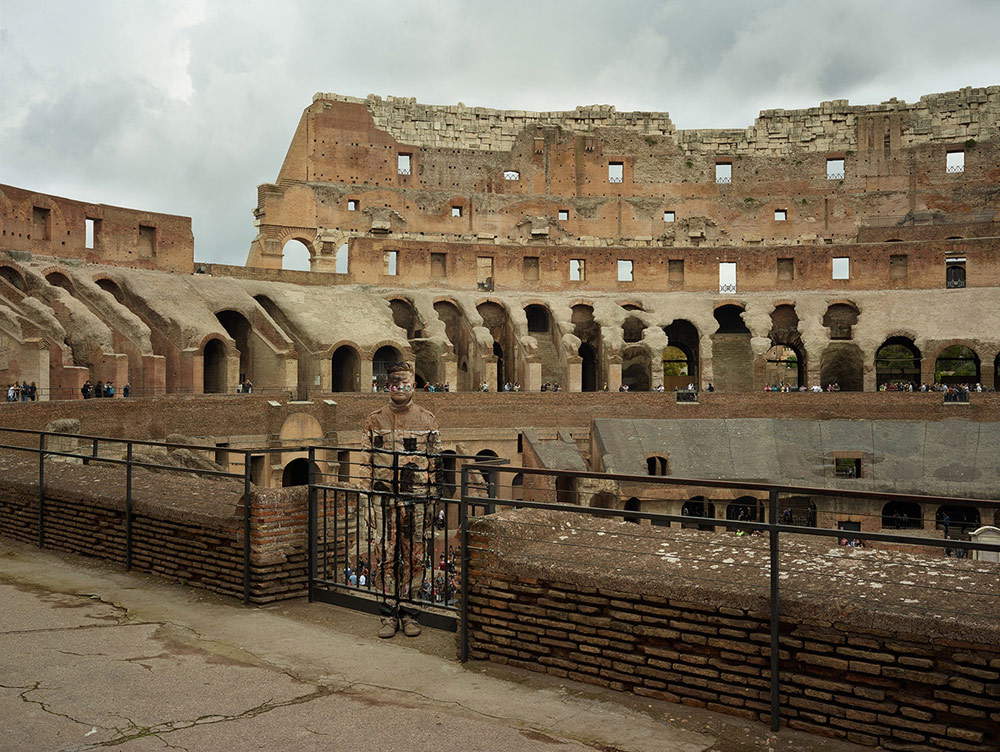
[0,426,315,605]
[456,462,1000,733]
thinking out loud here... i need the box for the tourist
[706,383,715,392]
[81,380,93,399]
[95,380,105,398]
[28,382,37,401]
[123,383,131,398]
[105,381,116,398]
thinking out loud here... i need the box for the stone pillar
[566,359,582,392]
[226,353,240,393]
[442,359,458,391]
[360,358,374,393]
[920,352,935,387]
[979,348,997,390]
[315,354,331,394]
[141,354,166,396]
[525,361,541,392]
[607,361,622,391]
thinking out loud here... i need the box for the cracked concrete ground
[0,539,869,752]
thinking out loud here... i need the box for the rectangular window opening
[335,243,349,274]
[668,259,684,284]
[835,458,862,479]
[663,210,675,223]
[826,158,845,180]
[451,205,462,217]
[347,199,359,211]
[777,258,794,281]
[890,253,908,281]
[337,450,351,483]
[431,252,447,278]
[503,170,520,181]
[774,209,787,221]
[946,150,965,173]
[832,257,850,280]
[138,225,156,257]
[719,262,737,293]
[397,153,412,175]
[569,259,585,282]
[608,162,624,183]
[715,162,732,184]
[383,250,398,276]
[476,256,494,291]
[32,206,51,241]
[84,218,97,250]
[523,256,540,282]
[946,257,966,289]
[617,259,634,282]
[558,209,569,221]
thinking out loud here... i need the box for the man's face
[388,369,414,405]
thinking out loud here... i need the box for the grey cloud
[1,0,999,264]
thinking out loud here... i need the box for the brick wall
[466,511,1000,751]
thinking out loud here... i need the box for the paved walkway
[0,540,867,751]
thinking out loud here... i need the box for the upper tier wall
[0,184,193,273]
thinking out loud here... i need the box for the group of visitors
[880,381,987,393]
[422,383,451,392]
[235,378,254,393]
[81,380,129,399]
[345,559,372,587]
[503,381,523,391]
[5,382,37,401]
[764,383,841,392]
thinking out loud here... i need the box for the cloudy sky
[1,0,998,265]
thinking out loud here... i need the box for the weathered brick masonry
[0,455,348,603]
[466,510,1000,751]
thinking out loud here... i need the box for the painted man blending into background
[362,361,440,638]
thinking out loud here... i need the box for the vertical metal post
[768,486,781,732]
[242,450,253,606]
[37,433,46,548]
[307,446,317,603]
[458,465,471,662]
[125,441,134,570]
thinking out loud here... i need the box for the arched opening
[572,304,601,391]
[555,476,577,504]
[95,278,126,304]
[936,505,981,538]
[475,449,499,492]
[779,496,816,527]
[281,239,312,272]
[331,345,360,392]
[823,303,859,341]
[390,298,436,386]
[764,345,803,388]
[0,266,26,291]
[281,457,313,487]
[524,304,549,333]
[622,346,651,391]
[510,472,523,502]
[946,264,966,289]
[579,343,598,392]
[726,496,763,529]
[623,497,641,524]
[820,343,864,391]
[875,337,921,389]
[682,497,716,531]
[215,310,253,383]
[590,492,617,518]
[478,301,515,389]
[712,305,752,392]
[934,345,980,385]
[435,300,472,391]
[438,450,457,499]
[334,243,349,274]
[203,338,227,394]
[45,271,74,291]
[372,345,403,390]
[622,316,645,343]
[882,501,923,529]
[662,320,699,390]
[646,455,668,476]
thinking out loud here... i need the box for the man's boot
[400,615,421,637]
[378,616,398,639]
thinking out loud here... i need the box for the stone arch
[578,343,598,392]
[572,304,601,391]
[820,343,863,391]
[434,299,473,390]
[203,338,228,393]
[389,297,436,387]
[622,315,646,343]
[662,319,699,390]
[281,238,313,272]
[646,455,668,476]
[711,304,752,391]
[875,337,921,388]
[621,345,651,391]
[933,344,980,385]
[0,265,26,292]
[882,500,922,529]
[727,496,763,523]
[94,277,126,304]
[215,310,254,384]
[764,344,803,388]
[372,344,404,389]
[281,457,314,487]
[524,304,550,333]
[936,504,980,536]
[682,496,716,531]
[823,302,860,340]
[623,497,641,524]
[331,344,360,392]
[524,303,558,385]
[477,301,516,390]
[278,413,323,443]
[45,271,74,292]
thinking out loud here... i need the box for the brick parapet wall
[466,512,1000,751]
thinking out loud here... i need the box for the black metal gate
[306,445,501,631]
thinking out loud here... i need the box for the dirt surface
[0,538,872,752]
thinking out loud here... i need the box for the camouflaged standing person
[362,361,440,638]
